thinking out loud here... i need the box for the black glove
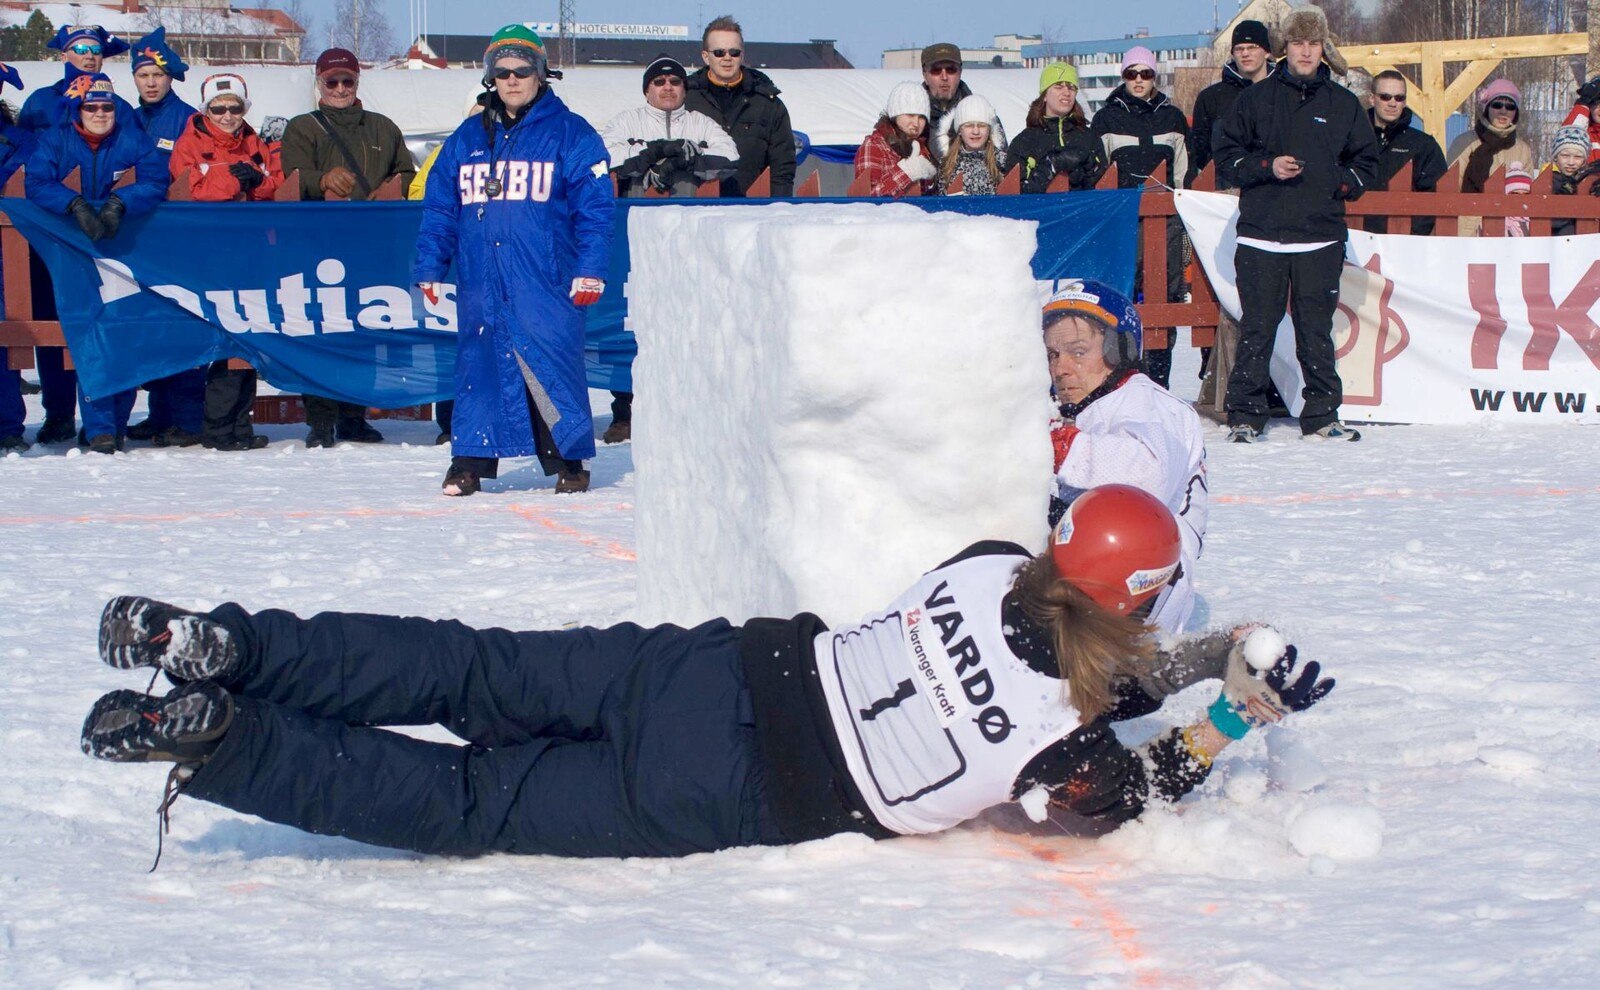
[68,196,104,241]
[640,138,672,164]
[661,139,699,164]
[228,162,265,193]
[1578,75,1600,109]
[1264,646,1336,712]
[98,195,126,240]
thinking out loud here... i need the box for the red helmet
[1050,484,1181,616]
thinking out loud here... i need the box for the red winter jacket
[1559,102,1600,164]
[168,114,283,201]
[853,117,935,198]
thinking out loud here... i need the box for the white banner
[1177,190,1600,425]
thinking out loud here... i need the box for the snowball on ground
[629,203,1053,625]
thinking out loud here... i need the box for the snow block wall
[630,203,1054,626]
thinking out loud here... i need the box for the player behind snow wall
[83,486,1333,860]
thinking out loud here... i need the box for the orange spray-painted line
[994,836,1193,989]
[506,504,636,561]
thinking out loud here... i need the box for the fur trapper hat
[1275,5,1347,75]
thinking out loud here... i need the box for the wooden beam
[1342,32,1586,69]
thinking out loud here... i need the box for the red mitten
[1050,420,1080,471]
[569,277,605,307]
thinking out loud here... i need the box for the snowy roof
[414,34,852,70]
[0,3,299,39]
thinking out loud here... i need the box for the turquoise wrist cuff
[1207,695,1251,740]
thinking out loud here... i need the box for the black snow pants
[1225,243,1344,433]
[185,607,787,858]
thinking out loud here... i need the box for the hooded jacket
[1189,59,1272,184]
[1214,63,1378,243]
[1364,106,1446,235]
[25,118,167,216]
[169,114,282,201]
[600,103,739,198]
[1008,112,1106,192]
[17,74,137,134]
[683,66,795,196]
[412,88,615,462]
[1091,84,1190,189]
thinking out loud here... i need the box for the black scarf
[1463,118,1516,194]
[1057,368,1136,421]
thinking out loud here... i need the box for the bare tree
[326,0,398,62]
[276,0,317,61]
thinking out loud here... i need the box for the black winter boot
[99,596,240,683]
[81,681,233,764]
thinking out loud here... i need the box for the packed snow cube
[630,203,1054,626]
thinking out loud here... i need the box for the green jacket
[279,101,416,200]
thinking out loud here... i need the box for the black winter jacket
[1091,85,1191,189]
[1363,107,1446,235]
[1214,64,1379,243]
[684,66,796,197]
[1009,115,1107,192]
[1189,60,1270,184]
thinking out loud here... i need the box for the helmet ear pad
[1103,322,1141,369]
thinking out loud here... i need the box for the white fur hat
[200,72,251,113]
[949,94,995,131]
[885,81,930,120]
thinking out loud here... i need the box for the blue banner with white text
[3,190,1141,403]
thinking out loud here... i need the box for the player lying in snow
[82,486,1332,859]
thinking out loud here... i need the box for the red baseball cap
[315,48,360,77]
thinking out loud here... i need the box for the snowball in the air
[1289,803,1384,862]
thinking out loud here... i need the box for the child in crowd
[853,82,936,198]
[936,94,1008,196]
[1502,161,1531,237]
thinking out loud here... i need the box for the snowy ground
[4,350,1600,988]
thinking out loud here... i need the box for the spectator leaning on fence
[683,16,795,197]
[1213,4,1376,444]
[1559,73,1600,164]
[854,82,936,198]
[0,64,36,454]
[124,27,206,449]
[413,25,615,497]
[936,95,1007,196]
[280,47,416,448]
[920,42,1006,165]
[1091,45,1189,390]
[1548,125,1598,238]
[1009,63,1106,194]
[24,74,167,455]
[1043,281,1207,636]
[1447,79,1533,238]
[16,25,135,448]
[1364,70,1446,238]
[169,74,283,452]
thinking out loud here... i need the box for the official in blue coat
[413,25,614,496]
[16,25,136,445]
[0,63,37,453]
[25,74,169,454]
[124,27,205,447]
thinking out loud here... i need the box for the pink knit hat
[1121,46,1157,74]
[1503,161,1532,194]
[1478,78,1521,110]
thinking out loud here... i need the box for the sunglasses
[649,76,684,88]
[68,43,103,56]
[926,64,960,76]
[1122,69,1157,81]
[1486,100,1516,112]
[208,104,246,117]
[707,48,743,58]
[321,76,358,90]
[81,104,115,115]
[1374,92,1406,103]
[492,65,537,80]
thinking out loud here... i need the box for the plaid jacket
[853,117,934,197]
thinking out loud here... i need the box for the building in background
[880,34,1040,70]
[0,2,306,64]
[1020,32,1213,114]
[406,22,851,71]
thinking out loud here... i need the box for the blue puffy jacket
[25,119,168,218]
[17,76,138,134]
[413,89,614,462]
[0,118,37,186]
[137,89,197,159]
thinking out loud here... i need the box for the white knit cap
[949,94,995,131]
[201,72,250,113]
[885,81,930,120]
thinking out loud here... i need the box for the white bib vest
[813,553,1083,834]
